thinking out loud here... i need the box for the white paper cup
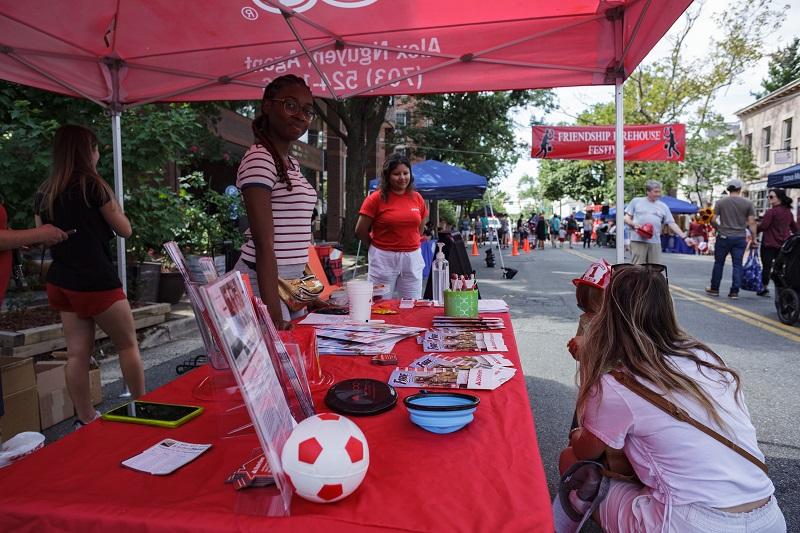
[347,281,374,322]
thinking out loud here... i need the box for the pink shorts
[599,481,785,532]
[47,283,127,319]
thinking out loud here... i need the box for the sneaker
[705,287,719,296]
[728,292,739,299]
[72,410,101,431]
[756,289,770,297]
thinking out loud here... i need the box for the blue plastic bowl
[403,391,480,434]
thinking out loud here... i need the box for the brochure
[226,450,275,490]
[122,439,211,475]
[388,366,516,390]
[431,316,506,330]
[409,353,514,370]
[418,331,508,352]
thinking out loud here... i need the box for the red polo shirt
[359,190,427,252]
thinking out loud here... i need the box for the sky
[501,0,800,212]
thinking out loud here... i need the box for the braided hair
[252,74,311,191]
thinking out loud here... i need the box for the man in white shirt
[624,180,692,264]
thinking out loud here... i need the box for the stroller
[771,233,800,325]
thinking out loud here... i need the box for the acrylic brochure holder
[163,242,252,439]
[200,271,297,516]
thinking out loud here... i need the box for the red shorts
[46,283,127,319]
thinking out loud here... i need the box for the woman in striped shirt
[234,75,318,330]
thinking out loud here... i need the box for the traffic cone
[512,239,519,256]
[471,238,479,256]
[523,238,530,254]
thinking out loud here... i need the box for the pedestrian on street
[536,213,548,250]
[705,179,758,299]
[581,216,593,248]
[566,214,578,249]
[550,214,561,247]
[756,188,798,297]
[624,180,691,264]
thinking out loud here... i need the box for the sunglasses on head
[611,263,668,283]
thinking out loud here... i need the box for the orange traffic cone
[523,238,530,254]
[512,239,519,256]
[471,238,479,256]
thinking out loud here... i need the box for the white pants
[367,246,425,300]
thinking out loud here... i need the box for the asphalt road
[473,238,800,530]
[42,238,799,529]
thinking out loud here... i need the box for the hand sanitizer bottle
[432,242,449,306]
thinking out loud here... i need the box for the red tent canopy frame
[0,0,693,276]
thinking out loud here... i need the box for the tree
[0,81,221,229]
[534,0,786,203]
[316,97,391,248]
[401,91,555,186]
[754,37,800,97]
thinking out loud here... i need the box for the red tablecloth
[0,305,553,532]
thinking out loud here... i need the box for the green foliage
[125,171,243,262]
[437,200,458,227]
[531,0,786,204]
[401,90,555,186]
[0,81,222,231]
[754,37,800,97]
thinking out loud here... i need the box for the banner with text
[531,124,685,161]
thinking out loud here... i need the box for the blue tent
[768,163,800,188]
[660,195,698,214]
[369,160,487,200]
[574,211,586,220]
[601,196,696,217]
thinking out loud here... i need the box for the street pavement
[42,238,799,529]
[473,238,800,530]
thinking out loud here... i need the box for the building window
[762,126,771,162]
[744,133,752,150]
[748,189,769,216]
[783,118,792,150]
[396,110,409,127]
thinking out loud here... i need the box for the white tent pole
[614,77,625,265]
[111,111,127,293]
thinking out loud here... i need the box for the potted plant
[124,179,184,302]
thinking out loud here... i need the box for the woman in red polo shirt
[356,154,428,299]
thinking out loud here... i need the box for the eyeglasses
[268,98,316,121]
[768,195,776,199]
[611,263,668,284]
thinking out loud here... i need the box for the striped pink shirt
[236,144,317,267]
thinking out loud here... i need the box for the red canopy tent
[0,0,693,273]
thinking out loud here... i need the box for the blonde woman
[35,125,144,427]
[557,264,784,532]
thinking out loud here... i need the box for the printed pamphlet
[122,439,211,475]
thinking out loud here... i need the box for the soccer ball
[280,413,370,503]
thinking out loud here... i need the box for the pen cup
[443,289,478,318]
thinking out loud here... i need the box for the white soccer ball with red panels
[281,413,369,503]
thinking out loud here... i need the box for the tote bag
[741,247,763,292]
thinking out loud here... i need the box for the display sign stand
[200,271,297,516]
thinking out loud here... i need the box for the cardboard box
[0,387,40,439]
[89,367,102,406]
[1,356,36,396]
[52,351,103,406]
[35,361,74,429]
